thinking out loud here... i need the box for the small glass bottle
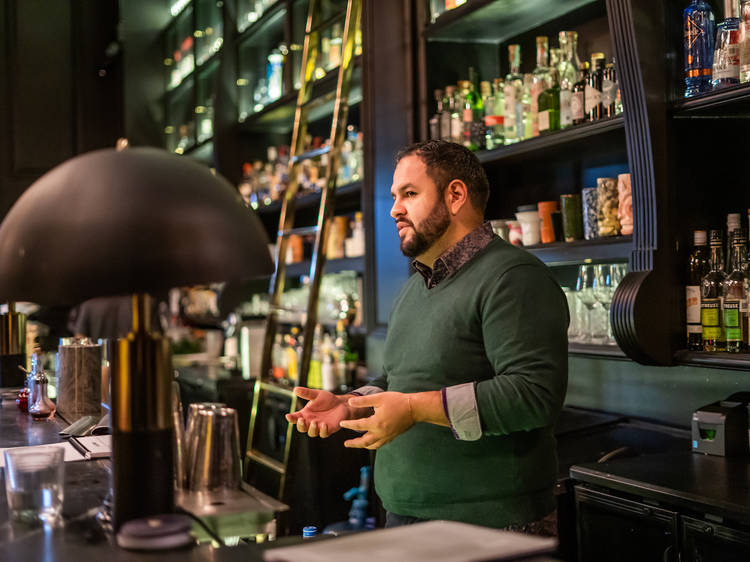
[723,229,748,352]
[440,87,454,140]
[585,53,606,122]
[684,0,716,97]
[503,45,523,144]
[687,230,710,350]
[701,229,727,351]
[713,0,741,89]
[429,89,444,140]
[537,66,561,134]
[726,212,741,271]
[602,62,618,118]
[558,32,580,129]
[521,74,534,140]
[530,36,552,138]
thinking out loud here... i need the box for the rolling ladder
[244,0,362,503]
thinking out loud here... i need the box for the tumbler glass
[186,407,242,492]
[4,447,64,525]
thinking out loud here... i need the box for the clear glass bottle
[484,79,505,149]
[440,87,454,140]
[687,230,710,350]
[531,37,552,138]
[558,32,580,129]
[538,66,560,134]
[602,62,618,117]
[741,0,750,82]
[723,230,748,352]
[726,212,741,271]
[713,0,741,88]
[521,74,534,140]
[503,45,523,144]
[684,0,716,97]
[449,86,464,144]
[702,229,727,351]
[572,62,589,126]
[429,89,444,140]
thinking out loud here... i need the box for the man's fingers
[294,386,320,401]
[319,422,329,438]
[339,418,370,432]
[286,412,301,424]
[344,432,379,449]
[307,420,319,438]
[296,418,308,433]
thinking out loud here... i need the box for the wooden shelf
[424,0,599,44]
[672,83,750,118]
[257,180,362,216]
[236,0,287,42]
[522,235,632,266]
[283,256,364,278]
[569,342,628,359]
[476,116,625,166]
[673,349,750,371]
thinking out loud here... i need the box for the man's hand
[285,387,359,438]
[338,392,415,450]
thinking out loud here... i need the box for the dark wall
[0,0,123,218]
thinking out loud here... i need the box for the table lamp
[0,147,274,531]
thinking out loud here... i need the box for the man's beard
[399,198,451,258]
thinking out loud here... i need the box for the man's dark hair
[395,140,490,214]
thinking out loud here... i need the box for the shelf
[236,0,287,42]
[569,342,628,360]
[673,350,750,371]
[257,180,362,215]
[283,256,364,278]
[424,0,598,44]
[182,137,214,163]
[476,116,625,166]
[672,83,750,118]
[238,58,363,134]
[521,235,632,266]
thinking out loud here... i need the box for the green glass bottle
[537,66,561,134]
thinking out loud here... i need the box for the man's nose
[390,197,404,219]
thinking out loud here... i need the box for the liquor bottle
[727,212,741,271]
[723,229,748,352]
[571,62,589,126]
[538,65,561,134]
[449,86,463,144]
[602,63,618,117]
[687,230,710,350]
[741,0,750,82]
[504,45,523,144]
[443,86,457,141]
[531,36,552,138]
[684,0,716,97]
[458,80,483,150]
[585,53,606,122]
[484,79,505,149]
[701,229,727,351]
[521,74,534,139]
[429,89,444,140]
[713,0,741,88]
[558,32,580,129]
[613,58,624,114]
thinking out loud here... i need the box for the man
[286,140,568,531]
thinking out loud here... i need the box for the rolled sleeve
[351,385,385,396]
[441,382,482,441]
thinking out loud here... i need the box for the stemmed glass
[594,264,617,344]
[575,265,598,343]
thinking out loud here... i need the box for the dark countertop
[570,450,750,525]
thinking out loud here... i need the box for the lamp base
[112,427,174,530]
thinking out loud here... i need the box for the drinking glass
[4,447,64,525]
[562,287,582,342]
[186,407,242,492]
[594,264,617,344]
[575,264,598,343]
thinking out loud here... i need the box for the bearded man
[286,140,569,532]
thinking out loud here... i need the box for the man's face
[390,155,451,258]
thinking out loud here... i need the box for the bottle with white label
[585,53,605,122]
[701,229,727,351]
[602,63,617,118]
[723,230,748,352]
[503,44,523,144]
[558,32,579,129]
[687,230,710,350]
[713,0,741,88]
[571,62,589,126]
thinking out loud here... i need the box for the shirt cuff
[350,385,385,396]
[441,382,482,441]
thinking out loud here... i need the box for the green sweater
[372,237,568,528]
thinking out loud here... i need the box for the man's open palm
[285,387,352,438]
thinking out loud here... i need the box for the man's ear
[445,179,469,215]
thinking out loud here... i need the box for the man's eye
[405,191,416,197]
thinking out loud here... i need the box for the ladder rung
[258,381,296,397]
[279,225,320,237]
[268,304,307,314]
[308,12,346,35]
[291,146,331,164]
[246,449,286,474]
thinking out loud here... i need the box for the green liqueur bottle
[723,230,748,352]
[531,36,551,138]
[701,229,727,351]
[537,63,561,134]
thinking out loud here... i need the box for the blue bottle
[684,0,716,97]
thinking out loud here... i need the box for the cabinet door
[575,485,678,562]
[681,515,750,562]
